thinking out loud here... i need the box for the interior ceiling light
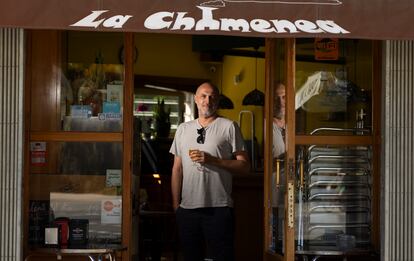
[218,64,234,109]
[242,47,265,106]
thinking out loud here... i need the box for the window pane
[295,145,372,252]
[28,141,123,246]
[295,39,372,135]
[61,31,124,132]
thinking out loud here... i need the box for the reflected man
[273,83,286,158]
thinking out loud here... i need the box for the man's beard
[275,110,285,119]
[274,106,285,119]
[199,106,217,117]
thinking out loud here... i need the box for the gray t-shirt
[169,117,246,209]
[273,122,285,159]
[272,122,285,207]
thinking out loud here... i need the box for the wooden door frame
[284,38,296,261]
[122,32,134,261]
[263,38,296,261]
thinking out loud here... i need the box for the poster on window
[314,38,339,60]
[101,198,122,224]
[30,142,47,166]
[106,169,122,187]
[106,84,123,105]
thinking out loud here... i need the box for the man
[170,82,250,261]
[273,83,286,159]
[271,83,286,252]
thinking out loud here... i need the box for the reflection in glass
[270,159,285,254]
[58,142,122,175]
[295,145,372,252]
[269,83,286,254]
[28,142,123,246]
[267,39,286,255]
[61,31,124,132]
[295,39,372,135]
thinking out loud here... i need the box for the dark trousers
[175,207,234,261]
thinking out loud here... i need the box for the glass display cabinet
[264,38,381,261]
[24,30,134,260]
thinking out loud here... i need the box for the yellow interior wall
[134,33,214,80]
[218,56,265,144]
[67,32,123,64]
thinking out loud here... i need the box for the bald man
[170,82,250,261]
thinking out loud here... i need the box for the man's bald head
[196,82,219,96]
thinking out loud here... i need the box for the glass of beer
[189,149,204,172]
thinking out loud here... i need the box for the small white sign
[101,199,122,224]
[106,169,122,187]
[107,84,123,104]
[98,113,122,121]
[30,142,47,166]
[30,141,46,151]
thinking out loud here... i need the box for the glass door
[264,38,380,261]
[264,38,294,261]
[294,38,380,261]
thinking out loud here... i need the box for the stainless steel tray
[297,141,373,250]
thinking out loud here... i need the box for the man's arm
[196,151,250,175]
[171,155,183,211]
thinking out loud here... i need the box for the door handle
[300,159,304,189]
[276,159,280,187]
[288,182,294,228]
[287,158,295,228]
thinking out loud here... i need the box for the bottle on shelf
[355,108,366,135]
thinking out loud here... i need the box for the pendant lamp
[218,65,234,109]
[242,47,265,106]
[218,94,234,109]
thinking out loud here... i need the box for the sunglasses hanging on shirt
[197,128,205,144]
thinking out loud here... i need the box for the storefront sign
[203,0,342,7]
[71,10,132,28]
[70,6,350,35]
[143,6,349,35]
